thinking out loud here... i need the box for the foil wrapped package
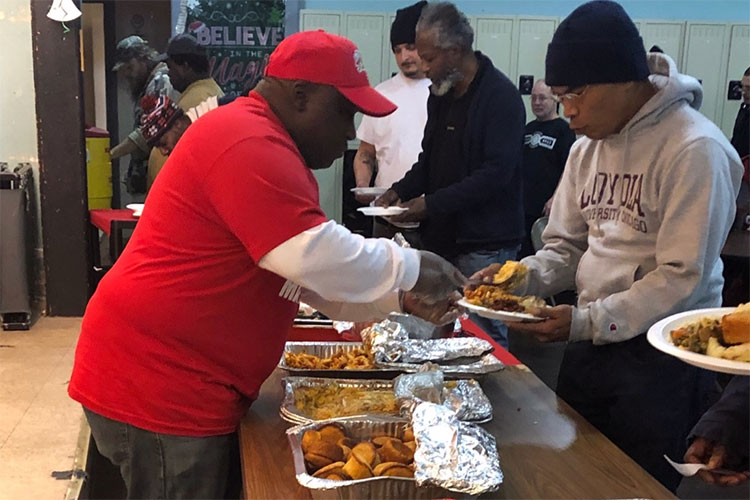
[394,369,493,423]
[393,370,444,404]
[443,379,493,422]
[412,403,503,495]
[366,319,493,364]
[362,320,408,363]
[397,338,494,363]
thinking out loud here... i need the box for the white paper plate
[357,206,408,217]
[647,307,749,375]
[351,187,387,196]
[458,299,544,323]
[126,203,144,218]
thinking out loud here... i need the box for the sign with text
[178,0,285,94]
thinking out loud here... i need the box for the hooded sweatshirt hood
[520,52,743,345]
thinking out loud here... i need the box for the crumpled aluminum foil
[393,367,493,422]
[443,379,493,422]
[366,320,493,364]
[393,369,444,404]
[412,402,503,495]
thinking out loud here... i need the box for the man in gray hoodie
[475,0,743,491]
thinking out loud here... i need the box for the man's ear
[291,80,311,112]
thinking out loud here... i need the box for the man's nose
[346,119,356,141]
[562,102,576,119]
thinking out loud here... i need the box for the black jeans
[556,335,716,492]
[84,407,241,499]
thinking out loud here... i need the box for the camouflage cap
[113,35,150,71]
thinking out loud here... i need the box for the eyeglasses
[551,85,589,104]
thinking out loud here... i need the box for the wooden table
[239,367,675,499]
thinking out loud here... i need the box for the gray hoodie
[520,53,743,345]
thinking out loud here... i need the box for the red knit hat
[140,94,183,146]
[265,30,396,118]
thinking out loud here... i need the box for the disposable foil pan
[280,377,398,424]
[279,342,402,379]
[287,416,466,500]
[280,377,493,425]
[279,342,504,379]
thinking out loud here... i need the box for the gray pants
[84,407,241,499]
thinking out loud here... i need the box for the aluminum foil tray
[281,377,397,424]
[279,342,401,379]
[280,377,493,426]
[279,342,504,379]
[287,416,466,500]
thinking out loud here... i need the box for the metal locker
[719,24,750,138]
[474,17,516,81]
[640,21,686,69]
[514,17,557,123]
[300,10,342,34]
[684,22,729,126]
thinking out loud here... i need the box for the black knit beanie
[545,0,649,88]
[390,1,427,49]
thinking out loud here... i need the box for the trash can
[0,163,33,330]
[85,126,113,209]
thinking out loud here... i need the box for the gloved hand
[410,251,467,304]
[402,290,462,325]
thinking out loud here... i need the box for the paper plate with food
[647,304,750,375]
[459,261,546,322]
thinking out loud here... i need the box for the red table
[89,209,138,264]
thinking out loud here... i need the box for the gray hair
[416,2,473,52]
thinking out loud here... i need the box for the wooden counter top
[239,367,675,499]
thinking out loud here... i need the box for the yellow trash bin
[85,127,113,209]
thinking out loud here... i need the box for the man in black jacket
[376,1,525,347]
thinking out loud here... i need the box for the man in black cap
[474,0,743,490]
[147,33,224,189]
[110,35,176,194]
[353,0,431,242]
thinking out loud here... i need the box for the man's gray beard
[430,68,463,96]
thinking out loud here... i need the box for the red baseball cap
[265,30,397,117]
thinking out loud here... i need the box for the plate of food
[350,187,387,197]
[357,206,408,217]
[458,298,544,323]
[647,305,750,375]
[460,261,545,322]
[126,203,144,217]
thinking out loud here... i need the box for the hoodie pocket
[576,252,640,304]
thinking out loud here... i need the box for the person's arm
[353,141,377,188]
[389,96,436,203]
[423,87,525,216]
[566,138,741,344]
[353,141,378,204]
[110,137,140,159]
[685,376,750,486]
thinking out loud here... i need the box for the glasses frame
[552,85,589,104]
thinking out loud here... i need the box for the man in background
[520,79,576,257]
[354,1,431,244]
[147,33,224,189]
[110,35,175,194]
[730,66,749,163]
[376,1,526,347]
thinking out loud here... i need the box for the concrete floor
[0,317,83,500]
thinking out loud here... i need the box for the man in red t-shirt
[69,31,465,499]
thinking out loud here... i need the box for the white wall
[0,1,38,165]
